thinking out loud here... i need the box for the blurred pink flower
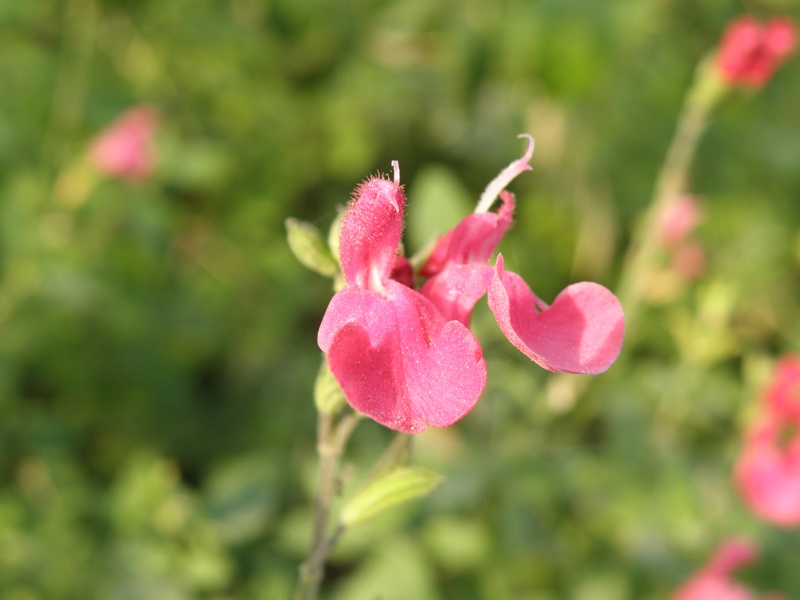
[318,136,625,433]
[735,355,800,526]
[89,106,159,180]
[671,241,707,281]
[657,195,703,249]
[736,419,800,526]
[672,539,783,600]
[655,195,706,282]
[764,355,800,421]
[716,16,797,88]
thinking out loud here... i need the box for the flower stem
[293,409,359,600]
[617,56,727,334]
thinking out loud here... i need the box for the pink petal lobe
[764,18,797,59]
[319,282,486,433]
[327,321,425,433]
[673,578,755,600]
[488,254,624,374]
[318,287,393,353]
[764,355,800,421]
[383,283,487,428]
[704,539,758,577]
[717,17,763,84]
[339,176,406,291]
[420,263,494,326]
[672,539,762,600]
[735,415,800,526]
[421,191,515,278]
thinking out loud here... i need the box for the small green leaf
[314,357,347,415]
[285,217,339,277]
[341,467,443,527]
[327,209,344,267]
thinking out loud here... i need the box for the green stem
[43,0,99,171]
[293,409,359,600]
[617,57,727,335]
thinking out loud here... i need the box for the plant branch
[617,57,726,334]
[293,409,359,600]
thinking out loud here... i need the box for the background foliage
[1,0,800,598]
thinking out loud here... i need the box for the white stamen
[474,134,535,214]
[391,160,400,187]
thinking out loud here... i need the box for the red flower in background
[656,195,703,249]
[763,355,800,421]
[716,17,797,88]
[655,194,706,281]
[735,356,800,526]
[90,106,159,181]
[318,137,625,433]
[672,539,784,600]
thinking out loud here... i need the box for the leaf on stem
[340,466,443,527]
[314,357,347,415]
[286,217,339,277]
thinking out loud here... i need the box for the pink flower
[318,136,625,433]
[735,355,800,526]
[716,17,797,88]
[318,163,487,433]
[89,106,159,180]
[671,240,707,281]
[672,539,783,600]
[763,356,800,421]
[735,358,800,527]
[654,195,706,282]
[657,195,703,249]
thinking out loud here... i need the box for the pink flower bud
[89,106,159,181]
[657,195,703,248]
[716,16,797,88]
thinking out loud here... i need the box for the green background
[1,0,799,598]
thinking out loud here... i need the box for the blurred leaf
[341,466,443,527]
[313,356,346,415]
[421,515,491,572]
[158,136,234,191]
[205,453,281,545]
[331,535,438,600]
[406,165,473,251]
[285,217,339,277]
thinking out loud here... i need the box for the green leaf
[285,217,339,277]
[314,357,347,415]
[340,467,443,527]
[327,209,344,267]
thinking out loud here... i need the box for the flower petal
[488,254,624,374]
[320,282,486,433]
[421,191,514,278]
[420,263,494,326]
[474,134,534,214]
[764,18,797,59]
[764,356,800,422]
[672,539,761,600]
[326,320,424,432]
[735,415,800,527]
[339,175,406,292]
